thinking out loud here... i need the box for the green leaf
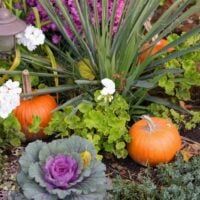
[145,95,189,114]
[78,102,93,113]
[45,92,130,158]
[116,142,126,150]
[28,116,41,134]
[10,138,21,147]
[77,59,95,80]
[0,114,24,149]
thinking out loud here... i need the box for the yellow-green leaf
[77,59,95,80]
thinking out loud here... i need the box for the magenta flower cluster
[26,0,125,44]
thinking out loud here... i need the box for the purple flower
[43,154,79,189]
[26,0,38,7]
[52,34,62,44]
[25,0,125,43]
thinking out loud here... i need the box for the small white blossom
[100,87,115,96]
[0,80,22,119]
[98,78,116,102]
[16,25,45,51]
[101,78,115,91]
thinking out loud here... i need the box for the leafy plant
[158,33,200,101]
[148,103,200,130]
[2,0,199,118]
[45,91,130,158]
[110,155,200,200]
[0,114,24,148]
[16,135,107,200]
[146,33,200,129]
[110,176,157,200]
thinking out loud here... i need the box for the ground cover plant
[110,155,200,200]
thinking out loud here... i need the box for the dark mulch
[181,125,200,143]
[103,153,144,181]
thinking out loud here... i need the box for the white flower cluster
[16,25,45,51]
[98,78,116,102]
[0,80,22,119]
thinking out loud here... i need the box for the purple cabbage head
[43,154,79,189]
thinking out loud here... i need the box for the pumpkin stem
[142,115,156,132]
[22,69,32,99]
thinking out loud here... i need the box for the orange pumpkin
[14,70,57,141]
[139,39,174,63]
[127,115,182,166]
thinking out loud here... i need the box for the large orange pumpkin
[139,39,174,63]
[14,70,57,141]
[127,115,182,166]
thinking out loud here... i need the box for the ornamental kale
[15,135,107,200]
[43,155,79,189]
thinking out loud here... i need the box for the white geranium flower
[0,80,22,119]
[0,108,10,119]
[101,78,115,91]
[16,25,45,51]
[100,87,115,96]
[5,79,20,89]
[0,85,8,93]
[101,78,116,95]
[98,78,116,103]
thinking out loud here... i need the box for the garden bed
[0,125,200,199]
[0,0,200,199]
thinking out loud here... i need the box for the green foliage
[159,0,166,5]
[0,114,24,148]
[2,1,200,127]
[159,34,200,101]
[150,34,200,128]
[45,92,130,158]
[148,103,200,130]
[110,155,200,200]
[0,150,5,173]
[17,135,107,200]
[28,116,41,134]
[7,0,198,117]
[4,0,28,17]
[110,176,157,200]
